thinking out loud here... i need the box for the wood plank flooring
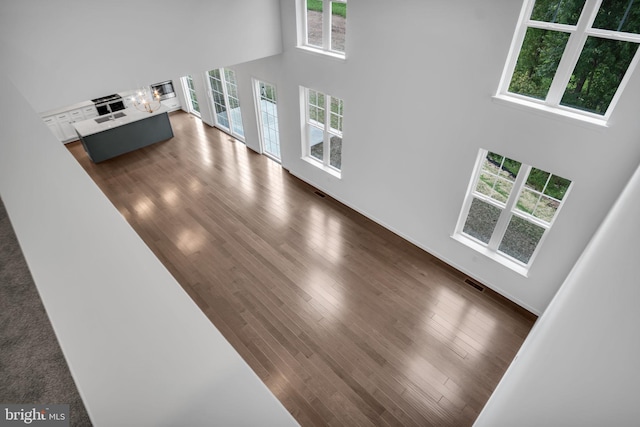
[67,111,536,426]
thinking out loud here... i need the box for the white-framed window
[298,0,347,57]
[454,150,572,274]
[498,0,640,121]
[207,68,244,140]
[183,75,200,117]
[302,87,344,176]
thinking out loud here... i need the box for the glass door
[183,75,200,117]
[207,68,245,140]
[254,80,281,161]
[224,70,244,139]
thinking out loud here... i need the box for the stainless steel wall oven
[150,80,176,100]
[91,94,125,116]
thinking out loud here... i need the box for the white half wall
[0,65,298,427]
[473,158,640,426]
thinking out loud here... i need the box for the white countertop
[40,100,95,117]
[73,105,169,137]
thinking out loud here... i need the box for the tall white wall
[473,158,640,426]
[2,0,639,314]
[230,0,640,314]
[2,0,639,421]
[0,0,282,113]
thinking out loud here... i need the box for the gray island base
[73,106,174,163]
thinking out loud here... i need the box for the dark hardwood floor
[67,111,536,427]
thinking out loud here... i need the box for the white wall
[0,0,282,113]
[228,0,640,314]
[2,0,640,422]
[2,0,639,315]
[473,158,640,426]
[230,55,285,154]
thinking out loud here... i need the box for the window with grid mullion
[498,171,554,266]
[486,165,531,251]
[329,97,343,134]
[502,0,640,118]
[508,208,552,234]
[464,166,514,247]
[303,87,344,173]
[308,91,325,124]
[330,119,342,135]
[310,105,324,126]
[456,151,573,269]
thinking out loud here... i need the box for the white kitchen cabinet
[119,91,136,109]
[161,97,181,112]
[42,103,98,143]
[124,96,136,109]
[69,108,85,123]
[56,112,78,141]
[82,105,98,119]
[42,115,65,142]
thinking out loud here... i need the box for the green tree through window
[561,37,638,113]
[509,28,570,99]
[504,0,640,117]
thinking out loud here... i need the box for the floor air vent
[464,278,485,292]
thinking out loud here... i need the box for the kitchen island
[73,106,173,163]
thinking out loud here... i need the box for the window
[499,0,640,120]
[207,68,244,140]
[254,80,281,160]
[184,75,200,116]
[302,87,344,175]
[454,150,572,273]
[300,0,347,56]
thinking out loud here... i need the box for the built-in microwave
[150,80,176,100]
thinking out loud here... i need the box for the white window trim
[451,234,531,277]
[453,150,573,275]
[497,0,640,122]
[296,45,347,61]
[491,94,608,128]
[297,0,347,58]
[301,87,343,178]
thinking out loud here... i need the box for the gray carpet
[0,198,92,426]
